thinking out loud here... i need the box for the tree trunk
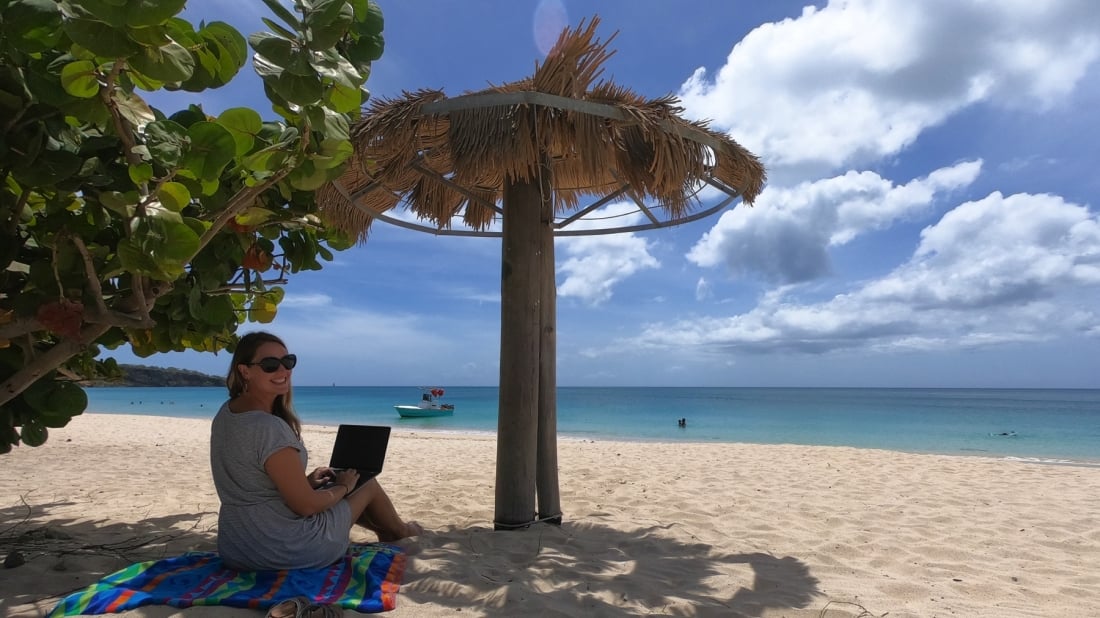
[494,174,543,529]
[535,155,561,524]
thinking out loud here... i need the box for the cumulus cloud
[687,160,981,283]
[864,191,1100,308]
[557,202,660,304]
[678,0,1100,171]
[637,192,1100,353]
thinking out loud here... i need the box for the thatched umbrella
[317,17,765,530]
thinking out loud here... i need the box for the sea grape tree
[0,0,385,452]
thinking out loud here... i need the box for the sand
[2,413,1099,617]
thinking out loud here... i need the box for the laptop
[326,424,391,489]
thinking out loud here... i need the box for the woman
[210,331,421,571]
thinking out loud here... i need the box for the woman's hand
[333,468,360,493]
[307,466,334,489]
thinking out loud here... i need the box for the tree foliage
[0,0,385,452]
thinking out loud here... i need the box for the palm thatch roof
[317,17,766,241]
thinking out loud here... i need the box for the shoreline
[82,386,1100,465]
[81,408,1100,469]
[4,413,1099,617]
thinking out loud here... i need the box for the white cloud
[687,161,981,283]
[678,0,1100,171]
[695,277,712,301]
[556,202,660,304]
[865,191,1100,307]
[637,191,1100,354]
[280,293,334,308]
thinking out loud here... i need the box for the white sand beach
[3,413,1099,617]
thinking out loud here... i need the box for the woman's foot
[377,520,423,542]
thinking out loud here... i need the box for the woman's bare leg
[345,478,421,542]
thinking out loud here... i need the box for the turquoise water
[84,386,1100,465]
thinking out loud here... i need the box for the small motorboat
[395,388,455,418]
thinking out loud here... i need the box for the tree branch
[70,235,111,319]
[0,316,41,341]
[0,323,111,407]
[98,62,143,169]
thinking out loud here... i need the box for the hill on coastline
[86,364,223,387]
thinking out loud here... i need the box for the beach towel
[48,543,405,617]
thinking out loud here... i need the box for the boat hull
[395,405,454,418]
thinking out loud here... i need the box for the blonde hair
[226,331,302,437]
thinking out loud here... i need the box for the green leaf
[127,70,165,91]
[125,23,171,47]
[325,229,355,251]
[128,40,195,83]
[307,105,350,141]
[272,71,324,106]
[19,419,47,447]
[243,147,290,173]
[113,89,155,131]
[216,107,262,156]
[99,190,139,217]
[60,60,100,98]
[182,121,235,181]
[347,31,384,66]
[309,49,362,89]
[287,158,331,191]
[249,296,278,323]
[204,295,236,325]
[311,137,353,169]
[169,20,247,91]
[144,119,189,168]
[125,0,187,28]
[362,0,384,35]
[123,216,200,278]
[157,181,190,211]
[261,17,298,41]
[324,80,363,114]
[236,207,276,227]
[3,0,64,53]
[260,0,302,30]
[305,0,354,50]
[249,32,296,68]
[168,104,207,128]
[144,200,183,224]
[128,162,153,185]
[63,18,139,57]
[64,0,128,27]
[34,380,88,425]
[12,150,83,186]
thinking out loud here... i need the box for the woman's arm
[265,447,348,517]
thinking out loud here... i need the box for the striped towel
[48,543,404,616]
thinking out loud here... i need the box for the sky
[113,0,1100,388]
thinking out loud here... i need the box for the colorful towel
[48,543,405,617]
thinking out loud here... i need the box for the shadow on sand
[0,499,217,615]
[3,502,828,617]
[400,520,821,617]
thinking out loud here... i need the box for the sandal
[265,597,310,618]
[302,604,344,618]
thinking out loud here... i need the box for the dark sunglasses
[245,354,297,373]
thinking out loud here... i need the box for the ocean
[82,386,1100,466]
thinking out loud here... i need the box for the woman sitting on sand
[210,331,422,571]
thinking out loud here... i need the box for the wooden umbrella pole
[494,173,543,530]
[536,152,562,524]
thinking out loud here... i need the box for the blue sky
[116,0,1100,388]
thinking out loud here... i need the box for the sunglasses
[245,354,297,373]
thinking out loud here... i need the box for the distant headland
[84,364,223,387]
